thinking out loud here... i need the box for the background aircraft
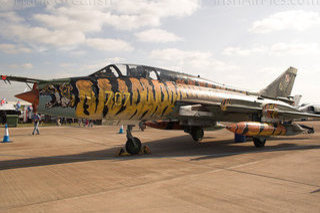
[1,64,319,154]
[299,103,320,115]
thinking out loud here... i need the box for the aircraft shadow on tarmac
[0,135,319,171]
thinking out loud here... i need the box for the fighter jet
[299,103,320,114]
[1,64,319,154]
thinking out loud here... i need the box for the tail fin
[259,67,297,98]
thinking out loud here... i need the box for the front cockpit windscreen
[90,64,120,78]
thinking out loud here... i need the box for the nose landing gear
[117,125,150,156]
[125,137,142,155]
[125,125,142,155]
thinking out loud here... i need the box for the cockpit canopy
[89,64,197,82]
[88,64,248,95]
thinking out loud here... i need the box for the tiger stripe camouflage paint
[37,75,244,121]
[226,122,287,137]
[74,77,186,120]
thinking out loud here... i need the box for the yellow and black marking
[74,76,185,120]
[220,99,232,111]
[228,122,287,137]
[69,69,252,120]
[263,104,279,119]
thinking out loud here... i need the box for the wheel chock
[117,145,152,156]
[117,147,130,156]
[142,145,151,154]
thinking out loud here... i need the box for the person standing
[32,113,40,135]
[56,117,61,126]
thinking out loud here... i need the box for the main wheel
[191,128,204,142]
[125,137,142,155]
[253,137,266,148]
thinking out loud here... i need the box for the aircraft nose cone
[15,91,37,104]
[15,84,39,112]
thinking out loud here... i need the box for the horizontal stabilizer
[1,75,45,84]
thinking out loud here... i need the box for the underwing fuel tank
[226,122,312,137]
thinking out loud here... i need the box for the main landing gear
[185,127,204,142]
[125,125,142,155]
[253,137,266,148]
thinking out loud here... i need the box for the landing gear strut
[125,125,142,155]
[253,137,266,148]
[190,127,204,142]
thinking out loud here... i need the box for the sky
[0,0,319,103]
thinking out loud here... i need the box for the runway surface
[0,121,320,212]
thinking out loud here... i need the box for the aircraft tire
[191,128,204,142]
[125,137,142,155]
[253,137,266,148]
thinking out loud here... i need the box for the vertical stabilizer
[259,67,297,98]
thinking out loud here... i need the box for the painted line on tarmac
[311,188,320,193]
[226,168,320,188]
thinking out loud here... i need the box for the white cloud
[1,22,86,46]
[102,0,200,30]
[270,42,320,55]
[135,28,182,43]
[0,0,16,11]
[22,63,33,69]
[9,63,33,69]
[223,46,267,56]
[150,48,236,72]
[250,10,320,33]
[223,42,320,56]
[38,0,200,31]
[0,1,200,50]
[0,43,31,54]
[81,57,126,71]
[86,38,133,52]
[0,11,23,22]
[112,0,199,17]
[0,12,133,50]
[56,57,126,78]
[33,7,107,33]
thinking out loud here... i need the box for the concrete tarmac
[0,122,320,212]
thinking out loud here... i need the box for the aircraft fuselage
[35,74,293,124]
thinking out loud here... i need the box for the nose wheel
[125,125,142,155]
[126,137,142,155]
